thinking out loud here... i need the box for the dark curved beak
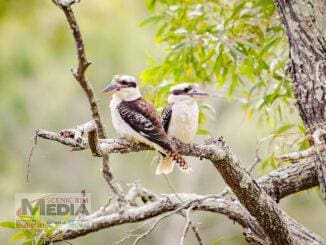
[189,90,209,97]
[103,84,120,93]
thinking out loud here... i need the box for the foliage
[141,0,308,169]
[0,206,59,245]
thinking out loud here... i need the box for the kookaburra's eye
[121,80,128,85]
[184,87,190,93]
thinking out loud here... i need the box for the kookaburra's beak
[103,84,121,93]
[189,90,209,97]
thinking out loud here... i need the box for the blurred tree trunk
[274,0,326,201]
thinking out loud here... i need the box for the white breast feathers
[109,95,153,146]
[168,101,199,144]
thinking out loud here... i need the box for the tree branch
[205,138,294,244]
[275,145,326,161]
[52,1,106,140]
[36,123,324,244]
[35,124,318,200]
[46,188,324,244]
[51,1,126,200]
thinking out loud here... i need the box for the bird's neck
[113,89,142,102]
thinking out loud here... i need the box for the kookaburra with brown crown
[155,83,208,175]
[103,75,191,174]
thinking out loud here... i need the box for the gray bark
[37,128,323,244]
[274,0,326,202]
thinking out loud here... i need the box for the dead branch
[180,206,194,245]
[46,190,324,244]
[276,145,326,161]
[50,1,126,199]
[37,124,324,244]
[52,1,106,139]
[36,126,318,200]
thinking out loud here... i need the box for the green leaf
[270,156,277,169]
[0,221,16,229]
[259,37,280,57]
[198,110,206,125]
[298,139,310,151]
[297,123,307,135]
[145,0,156,12]
[139,15,164,27]
[200,103,215,114]
[260,155,276,171]
[11,231,28,241]
[273,124,294,138]
[22,241,34,245]
[197,128,210,135]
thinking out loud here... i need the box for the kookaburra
[155,83,208,174]
[103,75,191,174]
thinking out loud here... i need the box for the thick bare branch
[37,125,324,244]
[47,190,324,244]
[205,138,294,244]
[36,126,319,200]
[53,2,106,139]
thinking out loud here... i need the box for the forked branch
[36,123,323,244]
[50,0,125,199]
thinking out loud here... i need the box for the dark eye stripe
[128,81,137,88]
[184,87,190,92]
[119,80,136,88]
[172,89,186,95]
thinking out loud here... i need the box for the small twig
[180,206,194,245]
[189,222,203,245]
[27,133,38,183]
[76,189,88,218]
[275,144,326,161]
[163,174,184,202]
[132,200,202,245]
[128,219,157,233]
[113,234,138,245]
[162,175,203,244]
[102,154,127,205]
[57,3,106,139]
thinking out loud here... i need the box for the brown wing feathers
[117,97,191,173]
[117,97,172,151]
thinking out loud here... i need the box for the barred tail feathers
[166,150,192,173]
[155,154,174,175]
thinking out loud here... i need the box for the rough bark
[206,138,294,244]
[274,0,326,201]
[47,189,325,244]
[36,125,324,244]
[34,1,326,244]
[37,126,320,199]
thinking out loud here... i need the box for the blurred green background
[0,0,325,244]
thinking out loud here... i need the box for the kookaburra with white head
[155,83,208,174]
[103,75,191,174]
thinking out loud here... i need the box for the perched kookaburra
[103,75,191,174]
[155,83,208,174]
